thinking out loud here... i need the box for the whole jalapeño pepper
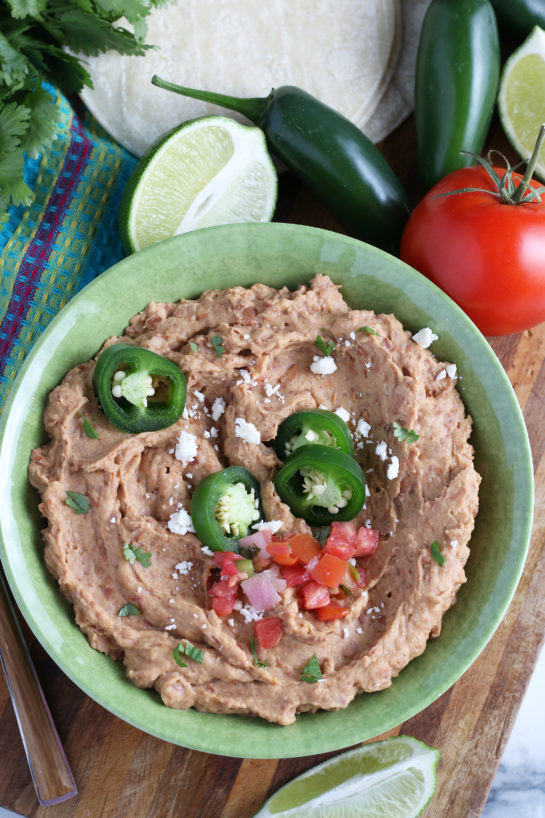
[151,76,411,255]
[414,0,500,189]
[93,343,186,433]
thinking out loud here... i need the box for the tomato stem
[512,123,545,204]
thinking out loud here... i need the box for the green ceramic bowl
[0,223,533,758]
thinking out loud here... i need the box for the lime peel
[253,736,440,818]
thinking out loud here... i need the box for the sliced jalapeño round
[93,343,186,434]
[275,444,365,526]
[191,466,264,552]
[273,409,354,460]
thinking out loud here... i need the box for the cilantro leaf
[65,490,90,514]
[357,326,379,336]
[79,411,98,439]
[175,640,204,664]
[118,602,141,616]
[172,643,187,667]
[315,333,334,356]
[211,335,225,358]
[300,654,322,683]
[430,541,445,566]
[249,637,269,668]
[393,420,419,444]
[123,542,152,567]
[315,526,330,547]
[189,342,198,352]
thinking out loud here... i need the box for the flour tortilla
[80,0,401,157]
[362,0,432,143]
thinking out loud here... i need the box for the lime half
[119,116,277,253]
[498,25,545,181]
[253,736,440,818]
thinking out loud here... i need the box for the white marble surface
[482,642,545,817]
[1,646,544,817]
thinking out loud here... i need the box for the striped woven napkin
[0,86,136,407]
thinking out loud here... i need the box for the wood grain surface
[1,115,544,818]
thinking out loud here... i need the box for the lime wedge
[119,116,277,253]
[498,25,545,181]
[253,736,439,818]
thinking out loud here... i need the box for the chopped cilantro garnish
[118,602,141,617]
[348,563,361,583]
[315,333,334,356]
[315,526,330,547]
[65,491,90,514]
[211,335,225,358]
[249,637,269,667]
[339,584,352,595]
[189,342,198,352]
[357,326,379,336]
[393,420,419,444]
[79,411,98,439]
[430,541,445,566]
[300,654,322,683]
[172,644,188,667]
[123,542,152,567]
[175,640,204,664]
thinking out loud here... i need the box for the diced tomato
[280,563,311,587]
[323,539,355,560]
[300,581,331,609]
[209,579,237,598]
[213,551,242,567]
[266,541,298,566]
[253,617,284,649]
[309,553,349,588]
[354,527,380,557]
[272,531,293,541]
[315,602,350,621]
[212,595,236,616]
[287,533,322,564]
[328,521,357,544]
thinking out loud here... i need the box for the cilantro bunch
[0,0,167,222]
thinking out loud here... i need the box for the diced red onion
[241,573,281,611]
[239,531,269,558]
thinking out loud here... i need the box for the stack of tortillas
[81,0,432,158]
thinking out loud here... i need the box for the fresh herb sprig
[430,540,445,566]
[393,420,419,444]
[0,0,167,222]
[300,654,322,683]
[249,637,269,668]
[315,333,334,356]
[123,542,152,567]
[211,335,225,357]
[173,640,204,667]
[65,490,89,514]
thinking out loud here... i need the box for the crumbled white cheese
[387,456,400,480]
[109,516,116,524]
[239,369,252,383]
[265,382,281,397]
[194,390,205,403]
[243,334,250,340]
[175,561,193,575]
[412,327,438,348]
[254,519,283,534]
[335,407,351,423]
[356,418,371,438]
[175,430,198,466]
[235,417,261,445]
[164,624,176,631]
[210,427,218,438]
[375,441,388,461]
[436,369,447,381]
[228,618,235,627]
[167,506,195,535]
[450,539,458,548]
[238,604,264,623]
[446,363,457,379]
[310,356,337,375]
[201,546,214,557]
[211,396,226,421]
[349,331,356,340]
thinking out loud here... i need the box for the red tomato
[280,564,311,587]
[354,527,380,557]
[323,539,356,560]
[266,541,298,566]
[288,533,322,563]
[209,579,236,598]
[300,581,331,609]
[315,602,350,621]
[253,617,284,649]
[212,595,236,616]
[309,553,349,588]
[400,165,545,335]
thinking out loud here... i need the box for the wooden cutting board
[1,116,544,818]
